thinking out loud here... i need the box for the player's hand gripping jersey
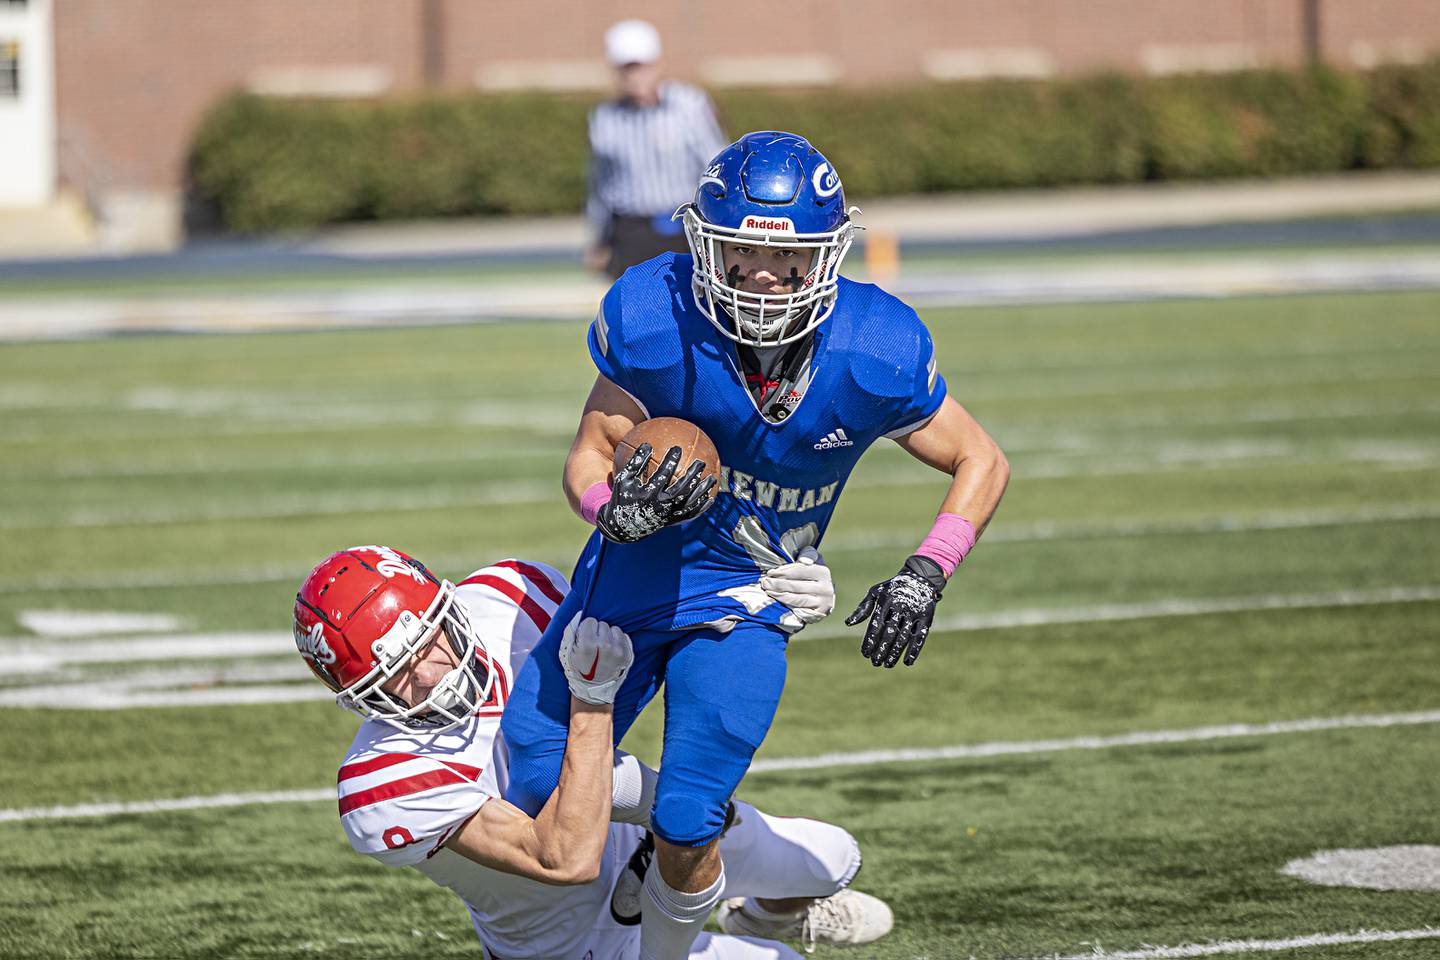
[580,254,945,633]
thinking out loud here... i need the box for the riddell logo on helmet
[740,216,796,235]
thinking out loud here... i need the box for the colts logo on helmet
[812,163,841,199]
[295,620,337,664]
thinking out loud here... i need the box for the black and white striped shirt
[586,80,727,242]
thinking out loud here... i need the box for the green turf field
[1,290,1437,959]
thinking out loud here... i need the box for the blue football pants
[501,590,790,847]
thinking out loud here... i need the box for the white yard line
[4,252,1440,341]
[5,395,1437,484]
[0,631,299,672]
[4,445,1437,533]
[0,443,564,482]
[747,710,1440,773]
[0,400,580,445]
[821,502,1440,553]
[0,343,1422,412]
[793,584,1440,642]
[0,482,557,531]
[1035,926,1440,959]
[3,710,1436,824]
[4,350,1437,447]
[0,662,317,709]
[17,610,186,637]
[4,584,1436,681]
[0,564,311,595]
[2,585,1430,710]
[2,502,1436,595]
[847,446,1439,492]
[0,789,336,823]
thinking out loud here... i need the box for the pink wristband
[579,481,613,526]
[915,513,977,578]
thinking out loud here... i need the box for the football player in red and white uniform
[293,545,892,959]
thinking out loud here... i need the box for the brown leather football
[613,417,721,486]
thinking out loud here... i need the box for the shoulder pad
[839,282,934,400]
[598,258,690,375]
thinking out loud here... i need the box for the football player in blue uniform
[502,131,1009,958]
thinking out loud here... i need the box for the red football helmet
[293,545,493,731]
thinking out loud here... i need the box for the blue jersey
[575,253,946,633]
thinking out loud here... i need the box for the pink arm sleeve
[914,513,977,578]
[579,481,613,526]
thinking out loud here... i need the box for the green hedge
[190,61,1440,232]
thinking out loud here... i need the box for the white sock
[610,750,658,826]
[639,860,725,960]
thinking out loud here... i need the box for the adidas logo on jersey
[813,428,854,450]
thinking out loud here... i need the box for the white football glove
[559,614,634,706]
[760,547,836,629]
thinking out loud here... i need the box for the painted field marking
[6,395,1437,483]
[0,441,564,481]
[793,584,1440,642]
[1035,926,1440,959]
[1,631,298,673]
[3,710,1436,824]
[17,610,186,637]
[746,710,1440,773]
[4,346,1437,447]
[1,341,1423,412]
[5,583,1432,709]
[3,501,1437,595]
[4,444,1438,532]
[0,663,319,709]
[822,502,1440,553]
[847,445,1440,492]
[4,583,1436,681]
[0,789,335,823]
[0,481,557,531]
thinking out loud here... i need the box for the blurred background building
[1,0,1438,252]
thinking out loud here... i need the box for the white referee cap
[605,19,662,66]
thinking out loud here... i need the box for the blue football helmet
[678,131,856,347]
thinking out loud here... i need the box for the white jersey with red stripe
[334,559,825,960]
[335,558,642,959]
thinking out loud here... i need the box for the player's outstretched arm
[445,617,633,884]
[846,397,1009,669]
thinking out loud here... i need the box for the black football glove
[845,555,947,668]
[595,443,717,544]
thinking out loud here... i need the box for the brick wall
[54,0,1440,198]
[54,0,425,194]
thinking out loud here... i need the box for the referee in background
[585,19,727,280]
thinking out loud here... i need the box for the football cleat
[609,802,739,926]
[608,830,654,926]
[716,889,894,952]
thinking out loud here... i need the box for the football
[614,417,721,486]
